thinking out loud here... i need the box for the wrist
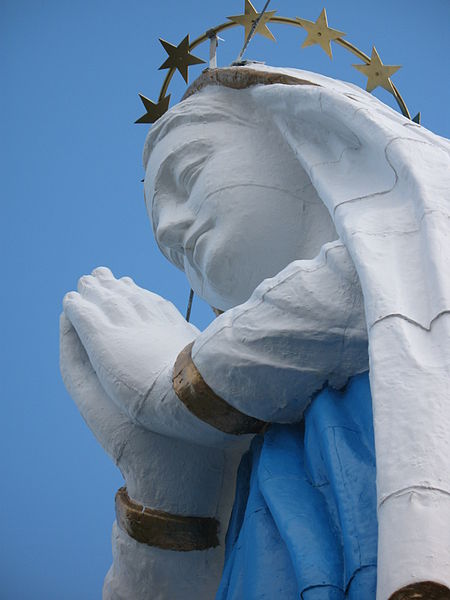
[115,487,219,551]
[173,342,268,435]
[119,429,227,515]
[104,521,223,600]
[132,360,243,448]
[116,439,245,554]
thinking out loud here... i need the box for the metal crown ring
[136,5,415,125]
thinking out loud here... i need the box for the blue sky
[1,1,449,598]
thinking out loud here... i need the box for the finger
[91,267,130,291]
[77,274,108,303]
[60,313,100,406]
[77,275,129,322]
[120,276,134,286]
[91,269,175,320]
[78,273,123,303]
[60,315,174,489]
[90,272,180,323]
[59,314,135,464]
[91,266,115,281]
[90,270,170,316]
[122,283,186,324]
[91,267,131,292]
[63,291,108,342]
[91,267,136,294]
[77,274,100,294]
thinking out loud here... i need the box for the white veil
[146,64,450,597]
[252,65,450,597]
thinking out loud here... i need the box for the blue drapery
[217,372,377,599]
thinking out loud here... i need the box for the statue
[60,63,450,599]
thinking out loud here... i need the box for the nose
[155,206,194,253]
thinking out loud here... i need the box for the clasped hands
[60,267,234,510]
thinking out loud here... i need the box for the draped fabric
[217,373,377,599]
[177,68,450,594]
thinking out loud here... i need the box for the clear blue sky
[1,1,449,598]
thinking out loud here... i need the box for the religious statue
[60,6,450,600]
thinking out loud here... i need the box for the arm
[60,312,245,600]
[61,245,367,599]
[190,240,368,424]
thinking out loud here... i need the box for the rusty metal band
[183,67,320,100]
[159,17,411,119]
[388,581,450,600]
[115,487,219,551]
[173,342,267,435]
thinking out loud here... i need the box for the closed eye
[152,140,213,199]
[179,156,207,193]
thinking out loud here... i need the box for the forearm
[192,242,368,423]
[117,428,229,514]
[107,435,245,600]
[104,522,223,600]
[130,363,241,448]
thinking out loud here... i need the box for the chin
[187,269,255,311]
[188,239,300,311]
[189,276,246,311]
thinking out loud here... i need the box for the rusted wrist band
[115,487,219,551]
[388,581,450,599]
[172,341,267,435]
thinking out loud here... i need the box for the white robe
[182,66,450,598]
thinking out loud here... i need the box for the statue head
[143,66,339,310]
[143,63,449,325]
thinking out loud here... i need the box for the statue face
[145,105,337,310]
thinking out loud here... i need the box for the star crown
[136,2,418,126]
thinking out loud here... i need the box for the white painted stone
[103,522,223,600]
[191,241,368,422]
[61,64,450,599]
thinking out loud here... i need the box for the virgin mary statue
[60,64,450,599]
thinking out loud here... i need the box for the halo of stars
[137,4,414,125]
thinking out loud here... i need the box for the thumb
[60,312,136,465]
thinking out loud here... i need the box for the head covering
[146,64,450,596]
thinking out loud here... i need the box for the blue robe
[217,372,377,599]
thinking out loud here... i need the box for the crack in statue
[60,65,450,600]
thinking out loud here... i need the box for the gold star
[353,46,401,93]
[159,35,205,83]
[227,0,277,43]
[296,8,345,59]
[135,94,171,124]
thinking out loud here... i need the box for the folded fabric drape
[217,372,377,599]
